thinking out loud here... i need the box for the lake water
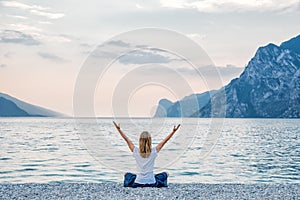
[0,118,299,184]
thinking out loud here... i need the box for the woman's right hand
[173,124,181,132]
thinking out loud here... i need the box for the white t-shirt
[133,146,157,184]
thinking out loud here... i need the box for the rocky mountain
[154,99,173,117]
[155,34,300,118]
[0,97,30,117]
[193,35,300,118]
[154,90,216,117]
[0,93,63,117]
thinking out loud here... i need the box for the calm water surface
[0,118,299,183]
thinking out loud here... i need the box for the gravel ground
[0,183,299,200]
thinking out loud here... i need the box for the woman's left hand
[113,121,121,130]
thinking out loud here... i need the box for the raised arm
[156,124,181,153]
[113,121,134,152]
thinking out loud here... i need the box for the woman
[113,121,180,188]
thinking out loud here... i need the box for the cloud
[0,1,64,19]
[106,40,131,47]
[0,30,40,45]
[38,52,67,63]
[1,23,72,44]
[119,49,173,65]
[30,10,65,19]
[39,34,72,43]
[0,1,49,10]
[187,33,207,40]
[91,40,174,65]
[80,43,94,48]
[198,65,244,77]
[160,0,300,13]
[9,24,43,32]
[6,15,28,20]
[101,40,147,49]
[136,4,143,9]
[38,21,53,25]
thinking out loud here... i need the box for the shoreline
[0,183,299,199]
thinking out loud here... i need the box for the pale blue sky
[1,0,300,116]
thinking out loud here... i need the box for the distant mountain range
[155,34,300,118]
[0,93,63,117]
[155,91,217,117]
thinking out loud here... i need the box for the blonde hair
[139,131,152,158]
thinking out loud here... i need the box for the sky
[1,0,300,117]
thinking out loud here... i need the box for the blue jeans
[124,172,168,188]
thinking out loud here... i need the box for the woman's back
[133,146,157,184]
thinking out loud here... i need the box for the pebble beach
[0,183,299,200]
